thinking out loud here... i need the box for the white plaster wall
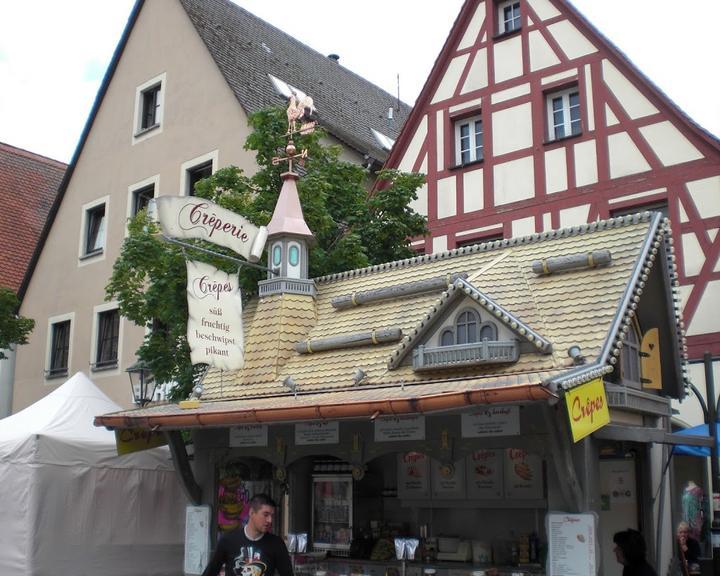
[605,104,619,127]
[437,175,458,219]
[461,48,488,94]
[432,54,469,104]
[607,188,666,207]
[672,360,720,427]
[436,110,445,172]
[544,147,567,194]
[493,36,523,83]
[529,30,560,72]
[493,156,535,206]
[541,68,577,86]
[686,279,720,336]
[450,97,483,115]
[601,60,658,119]
[399,115,428,173]
[686,176,720,218]
[681,233,704,277]
[584,64,595,132]
[546,20,597,59]
[639,121,703,166]
[492,102,533,156]
[527,0,560,20]
[410,182,428,217]
[573,139,598,187]
[608,132,651,178]
[491,83,530,104]
[463,167,484,213]
[512,216,536,238]
[543,213,552,231]
[559,204,590,228]
[432,235,448,254]
[457,1,486,50]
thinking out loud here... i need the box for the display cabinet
[312,474,353,552]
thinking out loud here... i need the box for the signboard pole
[161,234,275,275]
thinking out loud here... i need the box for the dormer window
[620,320,642,388]
[439,309,498,347]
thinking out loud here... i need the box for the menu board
[375,415,425,442]
[229,424,267,447]
[296,421,339,445]
[466,449,504,499]
[431,458,466,499]
[547,513,597,576]
[461,406,520,437]
[184,505,211,575]
[504,449,544,499]
[397,452,430,498]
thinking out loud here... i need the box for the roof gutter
[95,383,554,430]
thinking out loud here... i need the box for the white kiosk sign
[546,512,597,576]
[374,415,426,442]
[295,421,339,445]
[229,424,268,447]
[461,406,520,437]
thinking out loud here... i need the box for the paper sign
[461,406,520,437]
[184,505,211,575]
[375,415,425,442]
[186,260,244,370]
[504,449,543,499]
[565,378,610,442]
[466,449,504,499]
[397,452,430,498]
[431,458,466,499]
[151,196,267,262]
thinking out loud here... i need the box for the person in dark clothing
[203,493,293,576]
[676,521,702,574]
[613,529,658,576]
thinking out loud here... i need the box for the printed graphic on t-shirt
[232,546,268,576]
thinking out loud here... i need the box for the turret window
[272,244,282,267]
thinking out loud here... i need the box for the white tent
[0,372,187,576]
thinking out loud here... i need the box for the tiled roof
[178,0,411,161]
[96,212,684,429]
[0,143,66,292]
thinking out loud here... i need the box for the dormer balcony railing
[413,340,519,371]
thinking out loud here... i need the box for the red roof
[0,142,66,292]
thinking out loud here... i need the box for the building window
[620,321,642,388]
[456,232,503,249]
[94,309,120,370]
[498,0,521,34]
[457,310,480,344]
[455,115,483,165]
[141,84,161,130]
[132,184,155,216]
[440,329,454,346]
[546,87,581,141]
[47,320,71,378]
[479,323,497,341]
[186,161,212,196]
[84,203,106,256]
[133,73,165,143]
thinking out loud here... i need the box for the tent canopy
[0,372,187,576]
[672,422,720,457]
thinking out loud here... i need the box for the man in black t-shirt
[203,494,293,576]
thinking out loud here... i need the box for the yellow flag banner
[565,378,610,443]
[115,428,167,455]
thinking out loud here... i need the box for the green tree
[106,107,427,400]
[0,287,35,359]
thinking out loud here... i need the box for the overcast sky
[0,0,717,163]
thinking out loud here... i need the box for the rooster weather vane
[272,91,317,172]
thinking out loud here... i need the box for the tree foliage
[0,287,35,359]
[106,106,427,400]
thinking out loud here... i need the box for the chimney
[327,53,340,62]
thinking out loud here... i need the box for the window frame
[45,313,74,381]
[91,303,122,374]
[126,175,159,233]
[454,114,484,167]
[180,150,219,197]
[497,0,521,36]
[545,86,582,142]
[610,200,669,219]
[132,73,166,144]
[620,319,642,389]
[79,197,109,262]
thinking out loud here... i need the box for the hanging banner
[150,196,267,262]
[565,378,610,442]
[186,260,244,370]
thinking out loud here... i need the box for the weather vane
[272,91,317,172]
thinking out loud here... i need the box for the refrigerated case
[312,474,353,552]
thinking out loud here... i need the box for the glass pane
[289,245,300,266]
[441,330,454,346]
[272,244,282,266]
